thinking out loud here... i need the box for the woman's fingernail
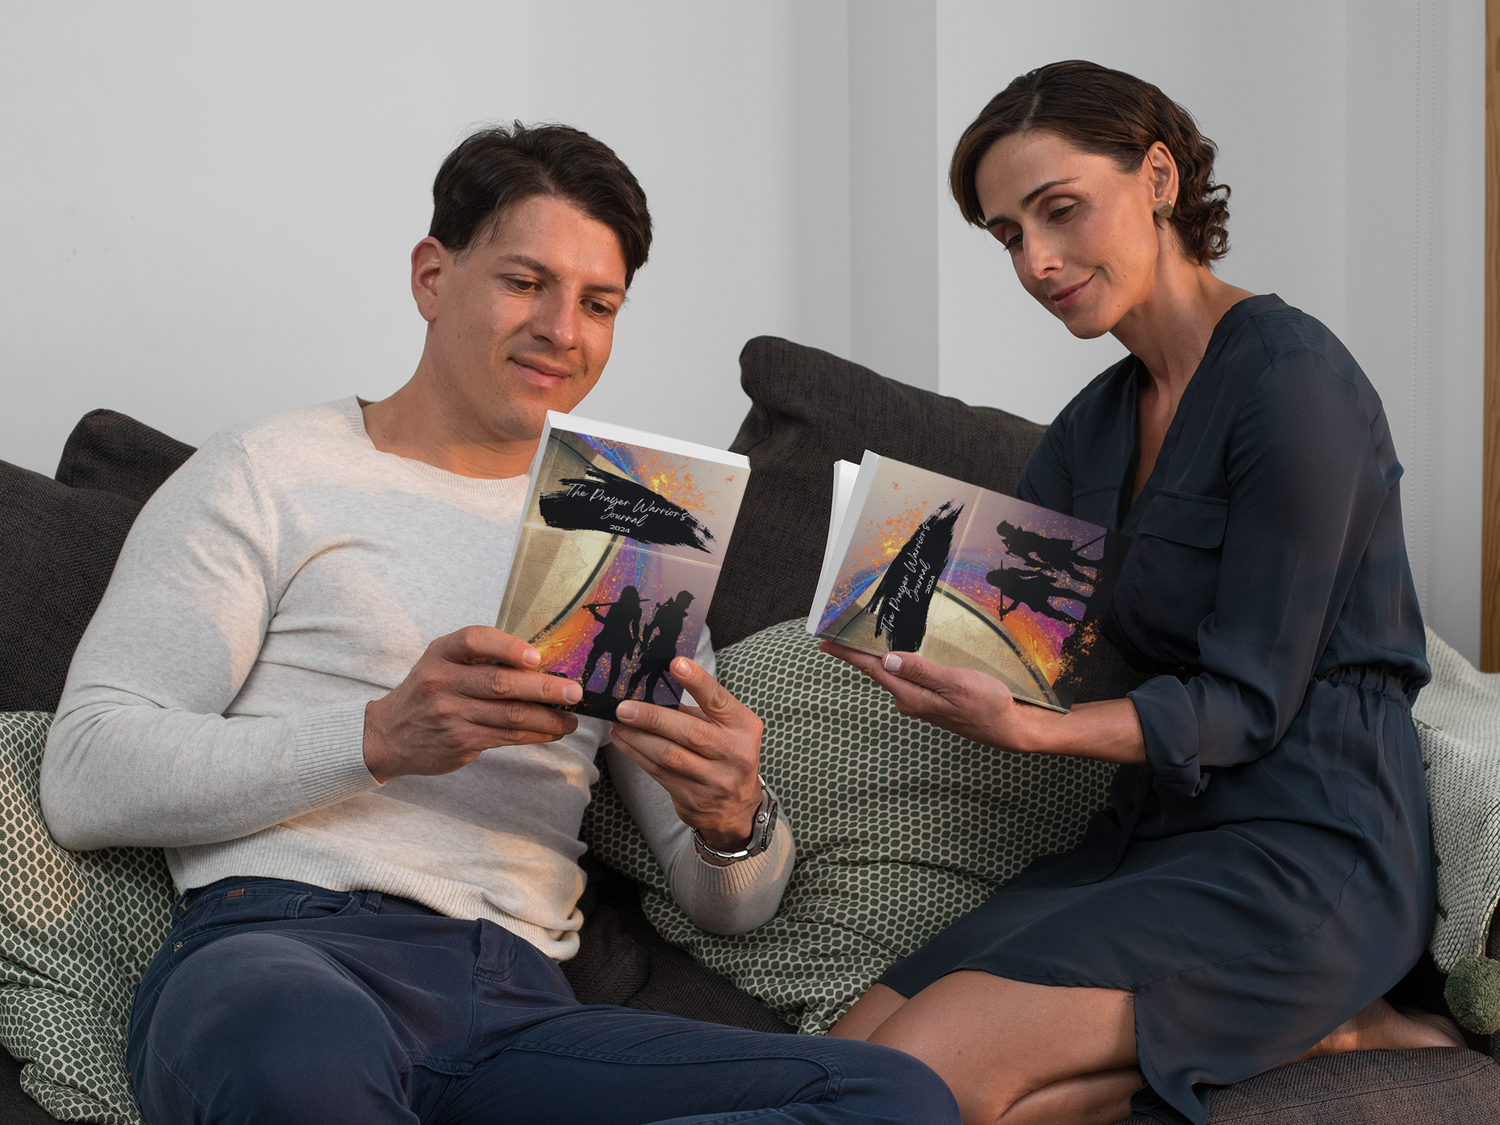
[616,702,638,721]
[883,653,903,674]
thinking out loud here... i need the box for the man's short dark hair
[429,123,652,286]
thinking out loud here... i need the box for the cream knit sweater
[40,398,791,959]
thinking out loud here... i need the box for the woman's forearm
[1006,697,1147,765]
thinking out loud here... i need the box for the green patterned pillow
[582,620,1116,1033]
[0,712,174,1124]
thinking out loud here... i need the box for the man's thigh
[437,1006,959,1125]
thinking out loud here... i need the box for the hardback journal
[497,411,750,721]
[807,452,1126,713]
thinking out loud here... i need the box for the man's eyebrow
[500,254,626,297]
[982,177,1081,229]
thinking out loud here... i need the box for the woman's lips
[1049,276,1091,311]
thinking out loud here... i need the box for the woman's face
[973,130,1172,339]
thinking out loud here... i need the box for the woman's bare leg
[1289,996,1465,1062]
[833,971,1137,1125]
[828,983,908,1040]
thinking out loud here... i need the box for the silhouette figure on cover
[626,590,695,705]
[578,586,643,699]
[986,523,1101,625]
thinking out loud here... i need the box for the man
[40,124,957,1125]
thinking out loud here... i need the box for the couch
[1,335,1497,1123]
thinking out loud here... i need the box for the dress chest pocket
[1136,490,1228,548]
[1122,490,1228,647]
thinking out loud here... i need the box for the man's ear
[411,236,447,324]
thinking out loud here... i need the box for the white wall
[2,1,1484,661]
[1,1,848,475]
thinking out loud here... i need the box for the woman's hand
[819,640,1149,765]
[818,640,1037,752]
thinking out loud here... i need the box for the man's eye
[504,277,540,293]
[586,300,616,317]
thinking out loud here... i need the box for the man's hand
[609,657,764,850]
[363,626,582,783]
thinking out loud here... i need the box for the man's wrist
[691,779,777,866]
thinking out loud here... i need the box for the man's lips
[1048,276,1091,310]
[512,357,573,380]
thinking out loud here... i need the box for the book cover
[807,452,1126,713]
[497,411,749,721]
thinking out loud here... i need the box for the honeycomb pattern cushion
[0,712,174,1124]
[583,620,1116,1033]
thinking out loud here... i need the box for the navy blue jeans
[127,878,957,1125]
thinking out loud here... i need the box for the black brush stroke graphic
[866,501,961,652]
[539,466,715,551]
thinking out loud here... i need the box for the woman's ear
[1143,140,1180,213]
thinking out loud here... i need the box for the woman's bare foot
[1291,997,1465,1062]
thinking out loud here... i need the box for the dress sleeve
[1127,350,1400,796]
[604,627,794,935]
[39,434,377,850]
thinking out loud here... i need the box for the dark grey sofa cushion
[706,335,1048,651]
[0,462,146,714]
[53,408,196,504]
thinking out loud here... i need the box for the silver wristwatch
[690,777,779,865]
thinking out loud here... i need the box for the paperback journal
[497,412,749,721]
[808,452,1126,713]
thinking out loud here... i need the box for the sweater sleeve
[40,433,378,850]
[603,628,794,934]
[1126,349,1400,796]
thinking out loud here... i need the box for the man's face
[416,194,628,446]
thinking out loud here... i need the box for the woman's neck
[1111,264,1253,395]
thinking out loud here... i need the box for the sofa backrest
[0,411,194,712]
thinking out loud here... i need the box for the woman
[823,61,1462,1125]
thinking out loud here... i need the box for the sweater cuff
[1128,676,1211,797]
[292,702,381,809]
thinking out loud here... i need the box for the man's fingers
[610,722,709,781]
[668,657,737,717]
[612,700,721,756]
[467,697,579,739]
[451,663,582,708]
[433,625,541,670]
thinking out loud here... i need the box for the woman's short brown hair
[950,60,1231,265]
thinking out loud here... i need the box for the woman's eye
[990,225,1022,251]
[1048,203,1077,223]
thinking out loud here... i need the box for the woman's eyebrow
[982,177,1081,228]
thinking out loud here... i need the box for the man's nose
[532,292,582,348]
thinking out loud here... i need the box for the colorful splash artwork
[811,455,1123,713]
[497,418,748,721]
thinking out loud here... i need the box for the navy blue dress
[878,296,1434,1125]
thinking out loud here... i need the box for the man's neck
[360,378,539,480]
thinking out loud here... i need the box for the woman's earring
[1156,201,1175,220]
